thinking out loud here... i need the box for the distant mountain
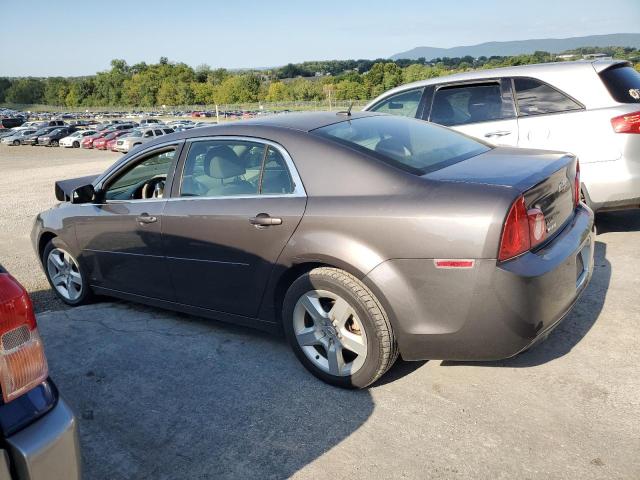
[390,33,640,60]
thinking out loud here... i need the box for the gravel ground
[1,145,639,479]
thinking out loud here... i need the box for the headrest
[205,145,245,179]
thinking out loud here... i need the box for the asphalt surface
[1,145,639,479]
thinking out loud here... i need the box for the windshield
[312,115,491,175]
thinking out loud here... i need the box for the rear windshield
[312,115,490,175]
[599,65,640,103]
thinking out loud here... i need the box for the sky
[1,0,639,76]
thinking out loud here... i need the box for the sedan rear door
[162,137,306,318]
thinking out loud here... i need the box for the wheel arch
[38,231,57,262]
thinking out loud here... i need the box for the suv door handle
[137,213,157,224]
[484,130,512,138]
[249,213,282,227]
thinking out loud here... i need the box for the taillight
[498,196,548,262]
[574,160,581,207]
[611,111,640,133]
[0,274,48,403]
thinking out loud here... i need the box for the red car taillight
[611,111,640,133]
[498,196,547,262]
[574,160,581,207]
[0,274,48,403]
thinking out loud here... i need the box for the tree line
[1,48,638,108]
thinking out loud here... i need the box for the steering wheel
[141,175,166,199]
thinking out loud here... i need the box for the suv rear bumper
[582,154,640,211]
[5,399,80,480]
[365,204,595,361]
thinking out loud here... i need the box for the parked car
[81,130,113,149]
[0,117,25,129]
[1,129,37,146]
[139,118,162,126]
[106,131,132,151]
[21,126,60,145]
[114,127,174,153]
[34,112,594,388]
[93,130,131,150]
[364,59,640,212]
[37,127,78,146]
[0,264,81,479]
[60,129,98,148]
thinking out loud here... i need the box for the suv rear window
[313,115,490,175]
[513,78,583,115]
[599,65,640,103]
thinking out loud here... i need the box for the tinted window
[261,147,294,194]
[514,78,582,115]
[430,83,514,126]
[180,140,263,197]
[313,115,491,175]
[369,88,424,118]
[105,149,176,200]
[153,129,163,135]
[599,65,640,103]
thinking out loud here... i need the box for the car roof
[188,111,384,135]
[365,59,629,109]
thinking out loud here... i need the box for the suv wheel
[43,238,92,306]
[283,267,398,388]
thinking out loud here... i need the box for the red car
[93,131,127,150]
[106,131,130,151]
[81,130,111,149]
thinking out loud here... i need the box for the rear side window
[514,78,582,115]
[369,88,424,118]
[313,115,490,175]
[599,65,640,103]
[429,82,515,126]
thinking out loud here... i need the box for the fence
[1,99,369,114]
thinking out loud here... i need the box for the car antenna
[336,102,354,117]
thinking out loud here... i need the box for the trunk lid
[425,146,578,238]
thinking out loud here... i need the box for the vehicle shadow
[442,240,611,368]
[595,209,640,234]
[36,299,375,480]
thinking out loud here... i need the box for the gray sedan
[32,112,594,388]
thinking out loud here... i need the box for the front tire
[42,238,92,306]
[12,139,19,146]
[73,141,79,148]
[283,267,398,388]
[51,140,59,147]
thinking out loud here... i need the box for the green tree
[5,78,45,104]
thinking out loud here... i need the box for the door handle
[484,130,512,138]
[249,213,282,227]
[137,213,157,224]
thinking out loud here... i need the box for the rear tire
[283,267,398,389]
[51,140,59,147]
[73,141,79,148]
[42,238,93,306]
[12,139,19,146]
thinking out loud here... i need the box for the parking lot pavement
[2,146,640,479]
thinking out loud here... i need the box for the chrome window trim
[173,135,307,200]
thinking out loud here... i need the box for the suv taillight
[611,111,640,133]
[0,274,48,403]
[498,196,547,262]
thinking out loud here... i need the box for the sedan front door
[162,138,306,318]
[74,143,182,299]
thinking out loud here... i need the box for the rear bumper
[5,399,81,480]
[582,155,640,211]
[365,204,595,361]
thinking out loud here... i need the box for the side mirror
[71,184,96,204]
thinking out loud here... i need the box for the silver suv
[364,60,640,212]
[114,126,174,153]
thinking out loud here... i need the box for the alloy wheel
[293,289,368,376]
[46,248,83,301]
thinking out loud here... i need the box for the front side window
[514,78,582,116]
[430,82,514,126]
[105,148,176,201]
[180,140,295,197]
[313,115,490,175]
[369,88,424,118]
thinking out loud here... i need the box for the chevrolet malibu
[32,112,594,388]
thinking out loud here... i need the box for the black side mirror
[71,184,96,204]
